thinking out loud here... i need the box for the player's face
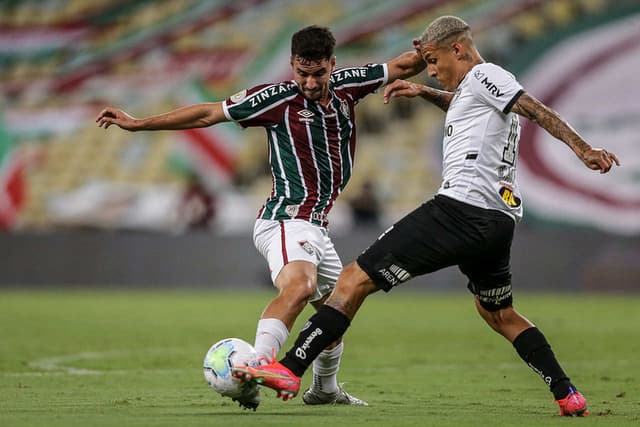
[422,45,460,91]
[291,55,335,102]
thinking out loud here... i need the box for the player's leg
[253,220,325,360]
[274,261,378,390]
[236,220,321,407]
[473,297,588,416]
[233,198,459,399]
[263,260,318,329]
[301,300,367,405]
[276,200,448,382]
[302,235,367,405]
[461,212,587,416]
[254,259,317,353]
[232,261,377,400]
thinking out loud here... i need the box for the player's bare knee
[281,279,316,303]
[276,272,317,307]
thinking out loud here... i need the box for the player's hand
[383,79,423,104]
[581,148,620,174]
[96,107,139,131]
[412,38,421,55]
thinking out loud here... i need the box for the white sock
[254,318,289,360]
[311,341,344,394]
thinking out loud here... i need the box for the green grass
[1,290,639,426]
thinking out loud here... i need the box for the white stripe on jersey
[284,104,308,206]
[339,99,354,175]
[328,98,347,199]
[269,123,288,219]
[304,99,323,223]
[311,103,335,216]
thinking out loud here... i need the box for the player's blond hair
[419,16,471,48]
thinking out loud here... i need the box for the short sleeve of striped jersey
[222,82,298,128]
[330,63,388,103]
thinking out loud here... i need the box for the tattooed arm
[383,79,453,112]
[511,92,620,173]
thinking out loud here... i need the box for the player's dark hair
[291,25,335,61]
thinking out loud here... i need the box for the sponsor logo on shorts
[295,327,323,360]
[378,264,412,287]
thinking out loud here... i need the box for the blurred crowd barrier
[0,0,638,289]
[1,223,638,291]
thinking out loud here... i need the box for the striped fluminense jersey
[222,63,388,227]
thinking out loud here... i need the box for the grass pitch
[1,290,639,427]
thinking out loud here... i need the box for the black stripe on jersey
[502,89,524,114]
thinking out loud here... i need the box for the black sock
[512,327,574,400]
[280,305,350,377]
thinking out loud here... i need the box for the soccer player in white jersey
[96,26,426,410]
[233,16,620,417]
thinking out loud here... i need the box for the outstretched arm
[96,102,227,131]
[511,92,620,173]
[383,79,453,112]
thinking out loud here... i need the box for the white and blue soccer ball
[203,338,259,399]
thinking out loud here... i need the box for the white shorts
[253,219,342,302]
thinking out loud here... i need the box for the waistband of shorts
[434,195,514,222]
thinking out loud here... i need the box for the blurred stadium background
[1,0,638,291]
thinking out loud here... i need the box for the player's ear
[330,55,336,68]
[451,42,462,58]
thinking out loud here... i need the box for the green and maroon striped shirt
[222,63,388,227]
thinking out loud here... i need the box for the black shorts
[357,195,516,311]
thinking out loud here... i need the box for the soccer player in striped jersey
[97,25,426,410]
[231,17,620,416]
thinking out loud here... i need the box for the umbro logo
[297,109,314,123]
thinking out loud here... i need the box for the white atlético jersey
[437,62,525,221]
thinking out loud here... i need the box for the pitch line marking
[2,348,190,376]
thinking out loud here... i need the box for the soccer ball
[203,338,259,399]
